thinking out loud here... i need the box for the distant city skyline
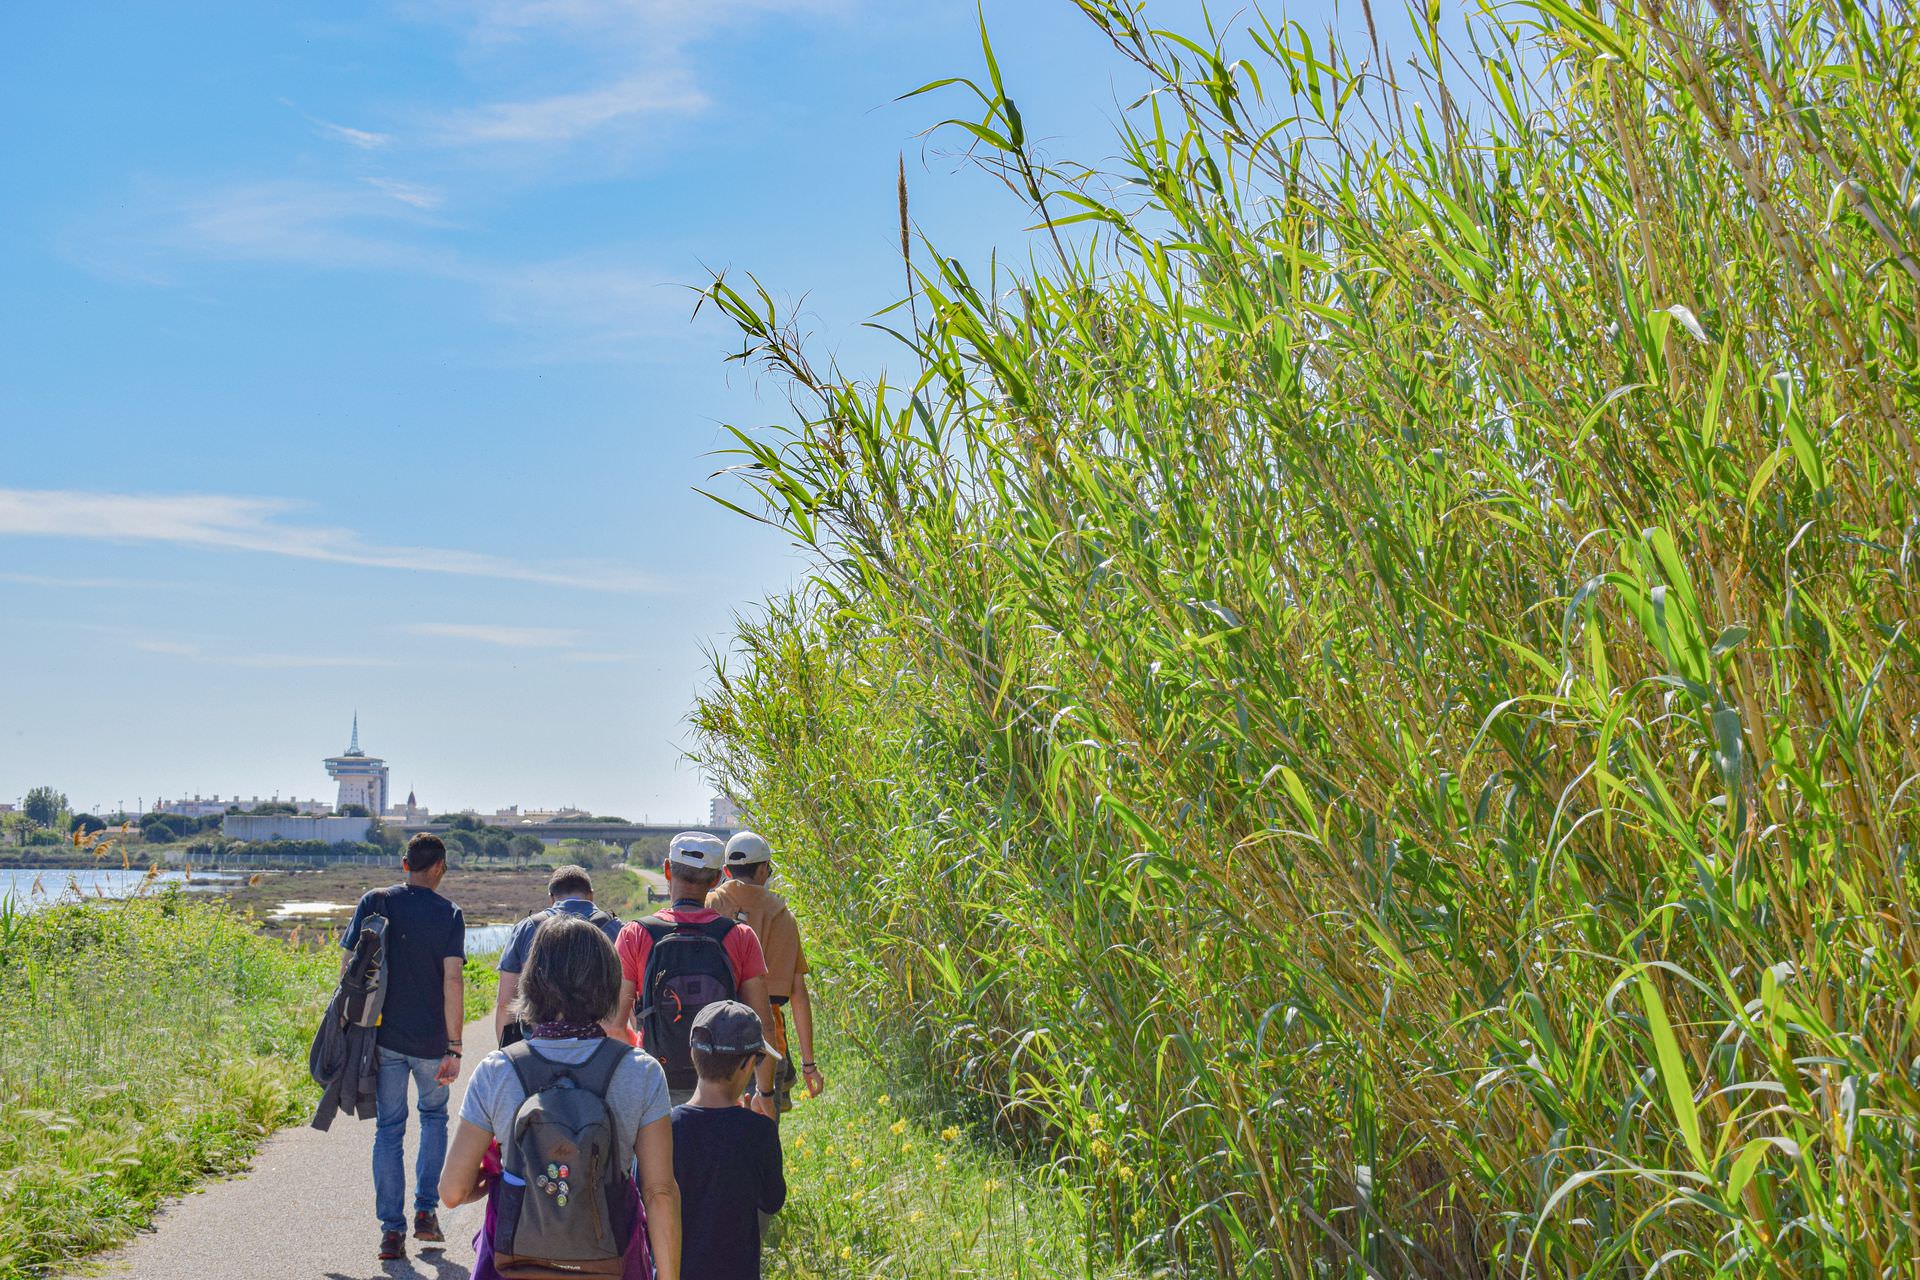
[18,714,725,823]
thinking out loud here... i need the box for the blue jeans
[373,1049,449,1233]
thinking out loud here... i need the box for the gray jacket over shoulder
[309,912,389,1130]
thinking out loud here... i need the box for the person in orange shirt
[708,831,824,1111]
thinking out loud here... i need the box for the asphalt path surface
[101,1014,500,1280]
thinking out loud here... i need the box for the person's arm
[613,923,643,1044]
[790,971,823,1097]
[493,971,520,1043]
[738,974,778,1114]
[635,1116,680,1280]
[440,1119,494,1208]
[723,925,777,1111]
[761,1117,787,1216]
[615,977,637,1040]
[438,955,464,1086]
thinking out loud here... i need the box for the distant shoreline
[1,859,664,943]
[212,861,662,936]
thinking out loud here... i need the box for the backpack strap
[573,1037,630,1098]
[640,914,733,944]
[693,917,735,944]
[502,1038,629,1099]
[502,1039,566,1097]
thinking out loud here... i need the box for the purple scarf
[526,1020,607,1042]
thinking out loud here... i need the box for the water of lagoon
[1,866,509,955]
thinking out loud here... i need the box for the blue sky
[3,0,1248,820]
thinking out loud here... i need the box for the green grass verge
[0,891,335,1279]
[464,950,502,1024]
[596,866,660,920]
[766,1042,1137,1280]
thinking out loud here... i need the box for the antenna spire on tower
[348,712,361,756]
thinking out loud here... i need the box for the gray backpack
[494,1039,635,1278]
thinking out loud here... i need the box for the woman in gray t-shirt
[439,916,681,1280]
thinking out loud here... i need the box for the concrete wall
[222,814,373,845]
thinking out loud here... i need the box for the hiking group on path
[310,828,824,1280]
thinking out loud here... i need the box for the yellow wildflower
[849,1155,864,1170]
[940,1125,960,1142]
[889,1118,907,1136]
[839,1246,853,1260]
[983,1178,1003,1195]
[899,1141,913,1155]
[878,1093,891,1107]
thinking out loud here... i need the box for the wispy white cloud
[316,119,393,150]
[125,180,677,352]
[0,489,663,593]
[59,179,666,358]
[417,0,837,151]
[126,635,397,668]
[434,74,705,144]
[365,177,444,209]
[281,97,396,149]
[402,622,585,648]
[230,652,399,669]
[0,571,207,591]
[163,180,442,270]
[72,3,838,357]
[133,638,202,657]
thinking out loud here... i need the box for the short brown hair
[546,864,593,898]
[511,914,620,1026]
[691,1044,760,1082]
[405,832,447,870]
[669,864,721,893]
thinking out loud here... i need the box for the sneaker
[378,1230,406,1261]
[414,1210,445,1245]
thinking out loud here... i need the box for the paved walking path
[100,1015,500,1280]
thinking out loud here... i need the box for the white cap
[666,831,725,871]
[725,831,772,866]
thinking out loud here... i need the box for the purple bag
[472,1174,655,1280]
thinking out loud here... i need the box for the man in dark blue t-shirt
[340,833,466,1261]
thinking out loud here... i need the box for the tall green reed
[694,1,1919,1274]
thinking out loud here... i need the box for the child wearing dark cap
[673,1000,787,1280]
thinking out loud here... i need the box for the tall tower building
[323,714,390,815]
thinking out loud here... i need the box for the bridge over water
[392,820,736,852]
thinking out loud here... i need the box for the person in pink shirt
[614,832,780,1113]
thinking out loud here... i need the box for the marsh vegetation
[694,0,1920,1274]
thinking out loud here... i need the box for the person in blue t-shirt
[492,864,624,1046]
[339,833,466,1262]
